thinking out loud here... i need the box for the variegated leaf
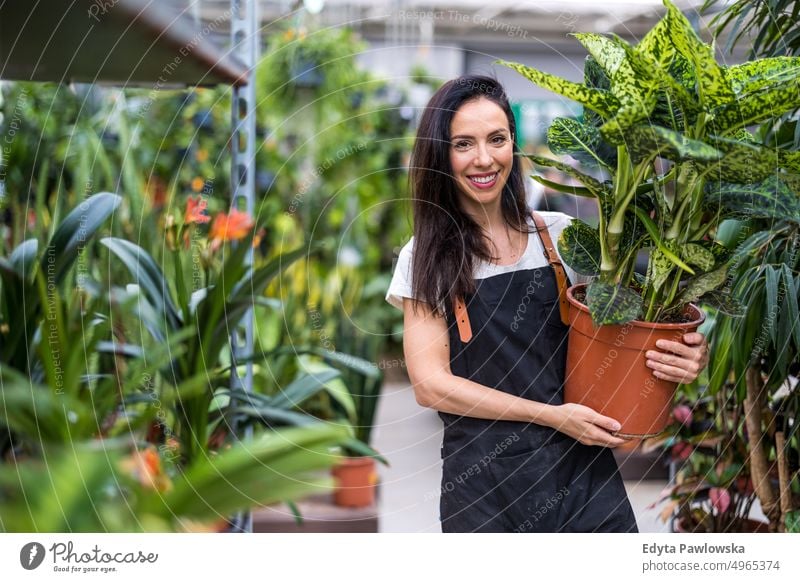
[778,150,800,173]
[681,243,715,272]
[665,0,735,109]
[620,34,699,114]
[704,175,800,222]
[586,280,643,326]
[724,57,800,95]
[557,220,601,276]
[521,153,608,195]
[547,117,616,168]
[710,75,800,133]
[695,240,732,265]
[699,137,780,184]
[619,124,721,164]
[646,242,679,293]
[675,267,729,306]
[637,15,674,65]
[498,60,619,117]
[573,33,627,77]
[547,117,599,157]
[700,290,746,318]
[572,34,658,139]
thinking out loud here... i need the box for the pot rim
[567,283,706,329]
[334,455,377,468]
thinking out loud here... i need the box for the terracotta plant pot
[332,456,378,508]
[564,284,705,438]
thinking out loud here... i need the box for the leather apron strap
[529,210,571,326]
[453,211,570,343]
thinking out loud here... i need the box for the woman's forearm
[413,371,558,428]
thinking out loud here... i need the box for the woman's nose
[473,142,493,167]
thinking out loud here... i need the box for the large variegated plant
[501,0,800,325]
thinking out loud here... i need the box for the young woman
[385,75,709,533]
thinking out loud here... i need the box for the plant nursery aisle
[373,381,672,533]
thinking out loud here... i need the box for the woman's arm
[402,298,630,448]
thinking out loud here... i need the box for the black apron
[439,259,638,533]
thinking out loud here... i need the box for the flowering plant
[649,399,763,532]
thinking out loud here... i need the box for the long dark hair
[409,75,531,315]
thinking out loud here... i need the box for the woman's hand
[645,332,709,384]
[546,403,630,448]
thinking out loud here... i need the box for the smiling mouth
[468,172,499,188]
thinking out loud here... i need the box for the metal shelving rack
[1,0,259,531]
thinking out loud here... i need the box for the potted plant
[500,0,800,436]
[329,313,388,508]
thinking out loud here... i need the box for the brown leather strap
[452,211,571,343]
[530,210,570,326]
[454,296,472,343]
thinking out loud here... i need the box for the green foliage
[557,220,602,276]
[502,0,800,324]
[0,423,349,532]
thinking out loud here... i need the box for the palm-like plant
[501,0,800,325]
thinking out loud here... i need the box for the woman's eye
[453,141,472,150]
[492,135,509,145]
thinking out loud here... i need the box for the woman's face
[448,97,514,213]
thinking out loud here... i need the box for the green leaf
[674,267,729,307]
[158,423,350,521]
[681,243,716,271]
[622,124,721,164]
[521,153,608,195]
[781,264,800,350]
[724,57,800,95]
[665,0,735,109]
[557,220,601,276]
[44,192,121,284]
[100,237,183,331]
[705,175,800,222]
[547,117,605,167]
[700,137,780,184]
[269,369,342,410]
[586,280,643,325]
[786,511,800,534]
[497,60,619,117]
[646,244,677,293]
[778,150,800,173]
[711,75,800,133]
[10,239,38,281]
[620,32,699,114]
[529,175,596,199]
[764,265,780,345]
[342,437,389,466]
[573,33,627,77]
[700,290,746,318]
[572,34,658,139]
[633,206,695,274]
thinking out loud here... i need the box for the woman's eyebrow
[450,128,509,140]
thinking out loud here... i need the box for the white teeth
[470,173,497,184]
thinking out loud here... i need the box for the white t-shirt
[385,210,591,311]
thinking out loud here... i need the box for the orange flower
[210,209,255,243]
[121,447,172,492]
[191,177,205,192]
[195,148,209,163]
[184,195,210,224]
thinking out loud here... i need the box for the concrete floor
[373,381,671,533]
